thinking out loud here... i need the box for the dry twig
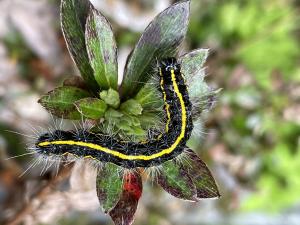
[4,163,74,225]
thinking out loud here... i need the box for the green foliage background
[186,0,300,212]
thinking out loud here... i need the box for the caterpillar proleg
[35,58,193,168]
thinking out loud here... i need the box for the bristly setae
[35,58,193,168]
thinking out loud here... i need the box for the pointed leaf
[86,7,118,90]
[109,171,142,225]
[120,0,190,98]
[157,159,197,201]
[96,163,123,213]
[179,48,209,101]
[38,86,90,119]
[120,99,143,116]
[183,148,220,199]
[179,48,208,81]
[75,97,107,119]
[179,49,218,117]
[100,88,120,109]
[61,0,98,91]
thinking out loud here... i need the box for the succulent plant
[37,0,220,224]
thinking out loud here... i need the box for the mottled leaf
[105,108,124,118]
[61,0,98,91]
[116,114,145,137]
[120,99,143,116]
[134,83,163,110]
[118,123,145,138]
[120,0,191,98]
[179,49,218,118]
[100,88,120,108]
[191,87,220,120]
[74,97,107,119]
[127,126,146,137]
[96,163,123,213]
[86,6,118,90]
[138,112,161,130]
[104,108,123,129]
[38,86,90,119]
[109,171,142,225]
[63,76,87,90]
[183,148,220,199]
[119,115,140,127]
[180,48,209,102]
[179,48,208,81]
[157,159,197,201]
[187,69,208,100]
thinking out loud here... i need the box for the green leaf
[118,120,132,131]
[188,73,209,101]
[38,86,90,119]
[179,49,218,117]
[104,108,123,131]
[183,149,220,199]
[109,172,142,225]
[157,159,197,201]
[138,112,161,130]
[74,97,107,119]
[179,48,208,81]
[128,126,146,137]
[96,163,123,213]
[85,6,118,90]
[119,115,140,127]
[120,99,143,116]
[134,83,163,110]
[105,108,124,118]
[111,114,145,138]
[120,0,190,98]
[180,48,209,101]
[61,0,98,91]
[100,88,120,108]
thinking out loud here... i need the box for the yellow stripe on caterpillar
[38,69,187,161]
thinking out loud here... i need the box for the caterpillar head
[159,57,180,73]
[158,58,181,84]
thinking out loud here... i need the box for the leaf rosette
[38,0,220,224]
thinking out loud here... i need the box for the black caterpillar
[36,58,193,168]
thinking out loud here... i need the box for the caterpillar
[35,58,193,168]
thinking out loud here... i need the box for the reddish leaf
[157,159,197,201]
[109,171,143,225]
[184,148,220,199]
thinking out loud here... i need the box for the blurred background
[0,0,300,224]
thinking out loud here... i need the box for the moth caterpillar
[35,58,193,168]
